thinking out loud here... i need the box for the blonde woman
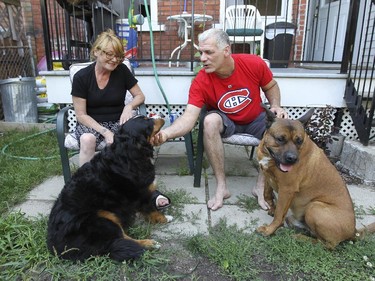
[72,29,145,166]
[71,29,170,209]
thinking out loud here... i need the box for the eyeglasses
[101,50,124,62]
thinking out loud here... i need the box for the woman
[71,29,170,209]
[71,29,145,166]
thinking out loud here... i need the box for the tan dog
[256,106,362,249]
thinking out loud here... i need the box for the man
[152,28,288,211]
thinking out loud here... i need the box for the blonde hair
[90,29,124,62]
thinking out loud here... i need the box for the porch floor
[133,62,347,78]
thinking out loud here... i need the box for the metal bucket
[0,77,38,123]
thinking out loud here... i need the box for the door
[305,0,350,62]
[313,0,350,61]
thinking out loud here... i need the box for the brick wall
[30,0,45,68]
[138,0,216,62]
[20,0,45,73]
[292,0,306,62]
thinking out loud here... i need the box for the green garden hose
[1,128,59,160]
[142,0,172,116]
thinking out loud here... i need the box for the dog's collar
[131,114,146,120]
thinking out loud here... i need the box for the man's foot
[207,190,231,211]
[251,188,270,210]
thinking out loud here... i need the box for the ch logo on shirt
[218,88,252,114]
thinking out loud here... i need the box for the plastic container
[264,22,296,68]
[0,77,38,123]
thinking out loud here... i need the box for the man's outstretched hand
[151,130,168,146]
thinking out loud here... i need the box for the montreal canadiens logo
[218,88,252,113]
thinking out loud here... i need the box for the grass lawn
[0,128,374,280]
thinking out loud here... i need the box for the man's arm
[152,104,202,146]
[262,79,288,119]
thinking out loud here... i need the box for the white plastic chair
[224,5,265,57]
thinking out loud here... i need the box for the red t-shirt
[188,54,273,125]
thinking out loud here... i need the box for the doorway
[305,0,350,62]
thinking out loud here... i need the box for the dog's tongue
[280,164,293,172]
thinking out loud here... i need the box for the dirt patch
[156,240,232,281]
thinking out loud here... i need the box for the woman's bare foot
[207,190,231,211]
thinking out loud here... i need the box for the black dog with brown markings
[47,115,170,261]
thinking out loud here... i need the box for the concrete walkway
[13,142,375,238]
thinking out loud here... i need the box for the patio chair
[56,59,195,183]
[224,5,265,57]
[193,106,260,187]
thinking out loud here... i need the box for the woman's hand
[101,129,114,145]
[119,105,134,124]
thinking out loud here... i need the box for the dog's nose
[284,152,298,164]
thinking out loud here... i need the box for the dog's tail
[107,238,146,261]
[355,222,375,240]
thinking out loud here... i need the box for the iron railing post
[40,0,53,71]
[341,0,360,74]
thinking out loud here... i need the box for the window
[135,0,165,31]
[244,0,282,16]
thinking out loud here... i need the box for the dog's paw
[256,225,273,236]
[138,239,161,250]
[151,240,161,250]
[165,215,173,222]
[146,211,169,224]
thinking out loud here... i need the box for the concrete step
[339,140,375,186]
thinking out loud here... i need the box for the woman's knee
[80,133,96,151]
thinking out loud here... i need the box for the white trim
[138,0,165,32]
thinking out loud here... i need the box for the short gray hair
[198,28,230,50]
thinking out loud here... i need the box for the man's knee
[203,112,223,131]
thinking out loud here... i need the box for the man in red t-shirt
[152,28,288,211]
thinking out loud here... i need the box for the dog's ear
[297,108,315,126]
[261,103,277,128]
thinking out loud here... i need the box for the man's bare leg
[203,113,231,211]
[251,170,270,210]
